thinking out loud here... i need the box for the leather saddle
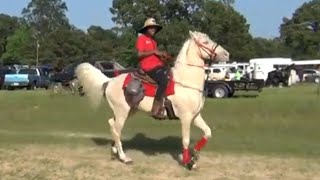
[130,68,178,120]
[132,53,174,85]
[132,69,157,85]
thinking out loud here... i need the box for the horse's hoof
[192,150,200,161]
[120,157,133,165]
[178,154,198,170]
[186,160,198,171]
[124,160,133,165]
[111,155,116,160]
[110,147,118,160]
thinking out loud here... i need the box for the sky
[0,0,312,38]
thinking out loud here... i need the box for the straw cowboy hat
[139,18,162,34]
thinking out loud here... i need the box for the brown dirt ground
[0,145,320,180]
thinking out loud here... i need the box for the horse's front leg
[180,114,197,170]
[108,116,132,164]
[191,113,212,161]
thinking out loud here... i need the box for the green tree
[251,37,290,58]
[22,0,70,36]
[1,25,35,64]
[220,0,235,7]
[110,0,162,30]
[20,0,79,64]
[280,0,320,59]
[21,0,71,63]
[111,27,138,67]
[110,0,253,63]
[86,26,118,61]
[0,14,19,59]
[191,1,253,61]
[43,27,89,63]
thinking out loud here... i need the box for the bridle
[195,40,220,62]
[159,38,222,92]
[186,39,220,69]
[175,39,221,92]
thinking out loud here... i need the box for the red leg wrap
[194,136,208,151]
[182,148,191,164]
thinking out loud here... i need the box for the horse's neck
[172,40,205,90]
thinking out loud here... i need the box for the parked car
[302,69,320,83]
[3,67,51,90]
[51,61,134,85]
[95,61,136,77]
[50,63,80,85]
[50,61,134,95]
[0,68,16,89]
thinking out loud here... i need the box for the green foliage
[251,38,290,58]
[22,0,70,37]
[86,26,118,61]
[46,28,88,62]
[280,0,320,59]
[0,85,320,158]
[111,27,138,67]
[0,0,319,66]
[110,0,254,61]
[1,25,35,64]
[193,1,253,60]
[0,14,20,58]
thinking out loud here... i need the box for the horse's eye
[203,41,209,44]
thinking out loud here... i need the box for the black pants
[145,66,169,101]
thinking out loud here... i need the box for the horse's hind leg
[192,113,212,161]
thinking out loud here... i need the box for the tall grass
[0,84,319,158]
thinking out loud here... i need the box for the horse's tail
[75,62,111,109]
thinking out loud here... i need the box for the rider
[135,18,169,120]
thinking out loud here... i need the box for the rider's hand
[154,50,166,57]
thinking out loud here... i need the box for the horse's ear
[189,30,196,39]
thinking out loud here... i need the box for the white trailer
[249,58,293,81]
[292,60,320,66]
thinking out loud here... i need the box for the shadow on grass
[91,133,182,165]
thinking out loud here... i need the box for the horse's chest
[173,93,204,115]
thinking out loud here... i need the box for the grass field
[0,85,320,179]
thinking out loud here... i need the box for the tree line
[0,0,319,68]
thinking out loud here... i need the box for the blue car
[3,68,51,90]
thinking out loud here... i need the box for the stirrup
[151,106,167,120]
[151,113,167,120]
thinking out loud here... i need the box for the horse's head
[189,31,230,63]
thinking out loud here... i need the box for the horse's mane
[173,31,209,68]
[173,38,191,68]
[172,36,207,86]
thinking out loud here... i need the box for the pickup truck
[3,67,51,90]
[0,68,16,89]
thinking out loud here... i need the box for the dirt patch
[0,145,319,180]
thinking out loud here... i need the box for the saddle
[132,52,174,83]
[127,68,178,120]
[123,54,178,120]
[132,69,157,84]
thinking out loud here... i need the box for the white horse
[75,31,230,170]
